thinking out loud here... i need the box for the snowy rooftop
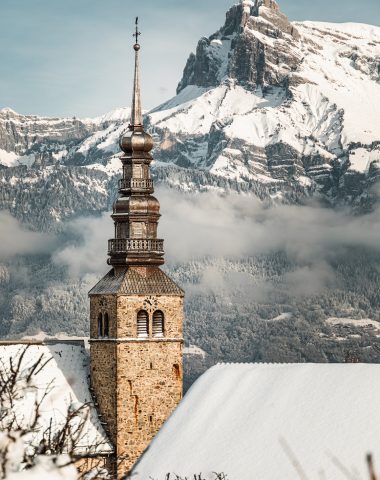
[0,341,112,456]
[133,363,380,479]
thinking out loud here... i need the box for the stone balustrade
[108,238,164,254]
[119,178,154,190]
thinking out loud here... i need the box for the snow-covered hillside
[133,363,380,479]
[1,1,380,375]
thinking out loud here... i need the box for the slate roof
[89,268,184,296]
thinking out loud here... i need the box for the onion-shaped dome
[129,195,160,214]
[120,129,154,154]
[113,196,130,215]
[113,195,160,215]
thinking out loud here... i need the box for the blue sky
[1,0,379,118]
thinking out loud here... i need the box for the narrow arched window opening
[97,313,103,338]
[137,310,149,338]
[152,310,164,338]
[104,313,109,338]
[173,364,181,380]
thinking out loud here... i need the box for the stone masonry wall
[75,456,113,478]
[90,293,184,478]
[116,340,183,476]
[90,296,118,445]
[90,295,118,338]
[115,294,183,476]
[90,343,117,445]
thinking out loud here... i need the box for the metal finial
[130,17,143,128]
[134,17,141,45]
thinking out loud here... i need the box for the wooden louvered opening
[104,313,109,337]
[137,310,149,338]
[97,313,103,338]
[152,310,164,338]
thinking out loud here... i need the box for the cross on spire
[134,17,141,45]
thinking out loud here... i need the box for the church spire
[130,18,143,130]
[109,19,163,269]
[89,18,184,479]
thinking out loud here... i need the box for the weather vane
[134,17,141,44]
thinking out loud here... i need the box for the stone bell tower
[89,19,184,478]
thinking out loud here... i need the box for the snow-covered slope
[133,363,380,479]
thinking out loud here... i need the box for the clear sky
[1,0,379,118]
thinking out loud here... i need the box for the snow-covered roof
[133,363,380,479]
[0,341,112,456]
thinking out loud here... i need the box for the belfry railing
[119,179,154,190]
[108,238,164,254]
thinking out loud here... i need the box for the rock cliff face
[0,108,98,164]
[1,0,380,374]
[177,0,301,93]
[0,108,130,168]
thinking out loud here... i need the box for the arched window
[152,310,164,338]
[104,313,109,338]
[137,310,149,338]
[173,364,181,380]
[97,313,103,338]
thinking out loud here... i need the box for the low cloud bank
[159,189,380,263]
[4,188,380,298]
[53,213,110,279]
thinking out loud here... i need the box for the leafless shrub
[0,346,109,479]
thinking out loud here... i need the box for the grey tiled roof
[88,268,126,295]
[89,268,184,296]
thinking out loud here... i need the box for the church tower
[89,20,184,478]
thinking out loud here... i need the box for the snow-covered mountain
[148,0,380,199]
[1,0,380,211]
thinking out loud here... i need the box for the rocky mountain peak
[176,0,301,94]
[252,0,299,39]
[258,0,280,12]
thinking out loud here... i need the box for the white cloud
[52,213,110,279]
[0,211,55,259]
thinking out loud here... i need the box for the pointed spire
[130,17,143,131]
[112,18,162,268]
